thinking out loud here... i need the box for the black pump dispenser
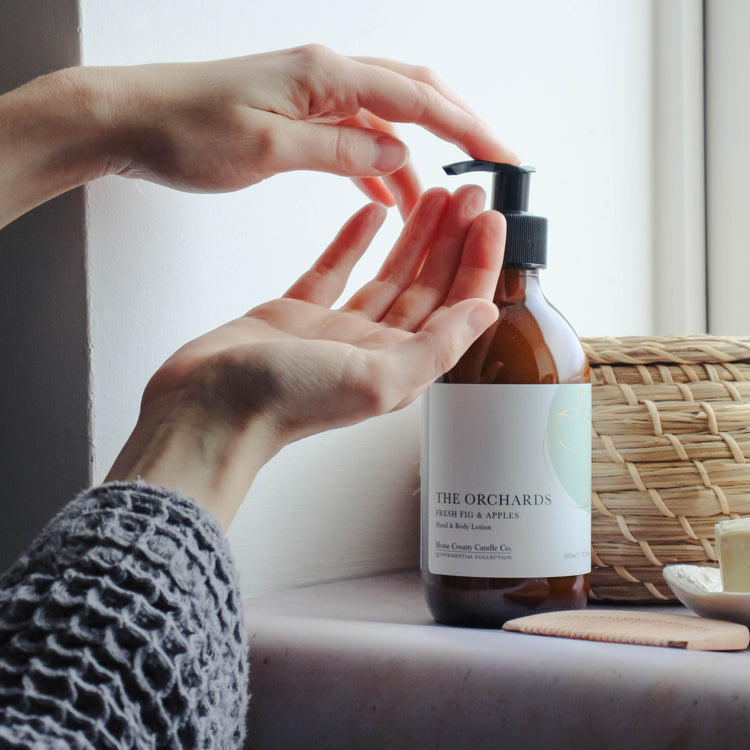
[444,160,547,269]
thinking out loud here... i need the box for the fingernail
[466,301,499,337]
[374,137,409,172]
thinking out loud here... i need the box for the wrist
[0,67,119,227]
[106,401,281,532]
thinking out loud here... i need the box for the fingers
[349,159,421,220]
[344,186,496,326]
[442,209,506,307]
[349,111,423,217]
[353,56,484,119]
[382,162,423,219]
[264,45,515,164]
[404,299,501,406]
[253,45,516,187]
[343,188,451,318]
[386,211,506,412]
[372,299,500,413]
[346,56,519,165]
[351,176,396,208]
[379,184,487,330]
[350,159,422,219]
[258,116,411,180]
[286,182,504,342]
[284,202,387,307]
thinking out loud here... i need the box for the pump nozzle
[444,161,535,213]
[444,160,546,268]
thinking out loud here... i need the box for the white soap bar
[715,518,750,592]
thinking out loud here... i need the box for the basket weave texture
[583,335,750,601]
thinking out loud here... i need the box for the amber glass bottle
[421,162,591,628]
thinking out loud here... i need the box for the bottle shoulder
[447,295,589,385]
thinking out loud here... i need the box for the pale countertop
[243,570,750,750]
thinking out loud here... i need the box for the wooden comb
[502,609,749,651]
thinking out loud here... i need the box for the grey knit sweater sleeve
[0,482,248,749]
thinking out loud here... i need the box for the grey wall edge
[0,1,89,573]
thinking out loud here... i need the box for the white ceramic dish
[663,564,750,627]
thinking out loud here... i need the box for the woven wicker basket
[583,335,750,602]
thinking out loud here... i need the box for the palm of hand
[145,186,505,450]
[173,301,405,445]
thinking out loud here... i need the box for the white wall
[1,0,658,590]
[80,0,657,596]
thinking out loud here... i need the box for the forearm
[0,67,116,229]
[106,391,282,532]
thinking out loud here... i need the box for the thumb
[273,121,410,177]
[408,299,499,380]
[385,299,499,412]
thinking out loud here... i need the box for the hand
[106,186,506,529]
[99,45,517,216]
[0,45,517,227]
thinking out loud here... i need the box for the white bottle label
[422,383,592,577]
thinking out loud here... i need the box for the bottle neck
[495,267,544,304]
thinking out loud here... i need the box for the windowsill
[244,570,750,750]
